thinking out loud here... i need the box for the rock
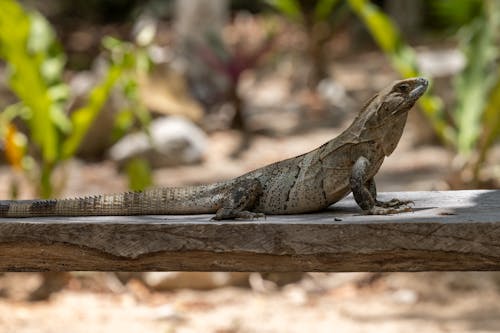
[417,48,465,78]
[109,116,207,168]
[142,272,250,290]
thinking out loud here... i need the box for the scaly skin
[0,77,428,219]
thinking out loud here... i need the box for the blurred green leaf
[27,12,54,53]
[314,0,341,21]
[48,83,71,102]
[428,0,483,28]
[0,0,67,165]
[126,157,152,192]
[454,1,499,155]
[111,77,151,143]
[41,57,65,82]
[348,0,399,52]
[478,75,500,161]
[102,36,124,50]
[112,109,135,142]
[62,63,123,159]
[266,0,302,20]
[50,104,72,133]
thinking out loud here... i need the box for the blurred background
[0,0,499,332]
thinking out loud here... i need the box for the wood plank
[0,190,499,272]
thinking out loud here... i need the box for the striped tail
[0,185,224,217]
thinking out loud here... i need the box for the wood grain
[0,190,499,272]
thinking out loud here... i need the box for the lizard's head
[360,77,428,126]
[377,77,428,117]
[360,77,428,155]
[377,77,429,118]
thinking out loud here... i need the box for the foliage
[126,157,153,192]
[103,36,153,191]
[427,0,483,29]
[267,0,343,22]
[453,1,500,157]
[442,0,500,179]
[266,0,302,21]
[0,0,69,197]
[0,0,152,197]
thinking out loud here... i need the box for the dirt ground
[1,271,500,333]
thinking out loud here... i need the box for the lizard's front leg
[350,157,412,215]
[212,178,265,220]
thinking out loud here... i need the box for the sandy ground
[1,272,500,333]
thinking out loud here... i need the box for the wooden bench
[0,190,498,272]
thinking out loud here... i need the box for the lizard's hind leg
[212,178,265,220]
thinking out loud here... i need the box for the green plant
[0,0,152,197]
[103,36,153,191]
[436,0,500,180]
[125,157,153,192]
[0,0,70,197]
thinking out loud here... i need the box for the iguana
[0,77,428,220]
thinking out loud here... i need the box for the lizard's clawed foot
[368,197,413,215]
[376,198,414,208]
[367,204,413,215]
[212,208,265,221]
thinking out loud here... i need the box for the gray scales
[0,77,429,219]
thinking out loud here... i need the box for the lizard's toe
[376,198,414,208]
[212,208,265,221]
[235,211,266,220]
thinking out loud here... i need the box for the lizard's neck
[378,113,409,156]
[348,111,409,156]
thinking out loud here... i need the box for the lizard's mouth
[409,78,429,100]
[392,78,428,115]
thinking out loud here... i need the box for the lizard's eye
[396,83,410,94]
